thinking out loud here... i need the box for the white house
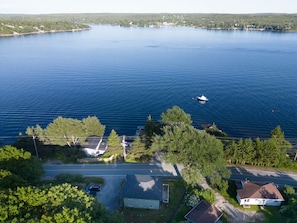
[82,136,107,157]
[236,181,284,207]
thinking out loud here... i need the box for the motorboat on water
[197,95,208,101]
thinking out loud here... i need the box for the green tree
[0,183,124,223]
[270,126,292,162]
[224,140,239,164]
[107,129,122,156]
[128,136,148,161]
[44,116,85,147]
[26,124,45,142]
[241,138,255,165]
[280,185,297,221]
[161,106,192,125]
[270,126,292,149]
[0,146,43,189]
[26,116,106,147]
[151,123,230,186]
[144,115,162,148]
[270,125,284,139]
[82,116,105,137]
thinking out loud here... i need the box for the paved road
[43,162,181,178]
[228,166,297,187]
[43,163,297,187]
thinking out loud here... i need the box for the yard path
[201,183,265,223]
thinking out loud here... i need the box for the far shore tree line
[0,20,89,35]
[1,13,297,36]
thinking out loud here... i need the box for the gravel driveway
[96,176,126,212]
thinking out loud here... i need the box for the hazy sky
[1,0,296,14]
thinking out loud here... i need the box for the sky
[1,0,296,14]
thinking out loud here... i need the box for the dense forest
[1,13,297,36]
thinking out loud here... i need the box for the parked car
[86,184,101,192]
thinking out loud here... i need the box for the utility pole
[121,135,127,160]
[32,135,39,159]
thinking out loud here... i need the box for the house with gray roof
[121,174,163,210]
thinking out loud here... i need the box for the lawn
[262,206,291,223]
[122,179,186,223]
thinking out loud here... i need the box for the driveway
[215,192,265,223]
[97,176,125,212]
[201,182,265,223]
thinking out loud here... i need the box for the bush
[54,173,84,184]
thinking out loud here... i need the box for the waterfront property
[82,136,107,157]
[121,175,164,210]
[236,181,284,207]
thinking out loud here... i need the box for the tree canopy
[0,183,124,223]
[224,126,292,167]
[280,185,297,222]
[151,123,230,186]
[0,145,44,189]
[106,129,122,157]
[0,146,124,223]
[26,116,105,147]
[161,106,192,125]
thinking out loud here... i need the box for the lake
[0,25,296,145]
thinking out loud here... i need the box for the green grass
[122,179,186,223]
[84,176,104,185]
[218,180,241,208]
[262,206,290,223]
[173,205,192,222]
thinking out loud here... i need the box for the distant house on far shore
[236,181,284,207]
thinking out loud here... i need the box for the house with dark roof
[121,174,163,210]
[236,181,284,206]
[184,200,222,223]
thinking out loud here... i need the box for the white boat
[197,95,208,101]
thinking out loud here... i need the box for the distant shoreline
[1,26,296,38]
[0,27,90,37]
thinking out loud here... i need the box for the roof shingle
[237,181,284,200]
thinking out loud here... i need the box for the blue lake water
[0,25,297,145]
